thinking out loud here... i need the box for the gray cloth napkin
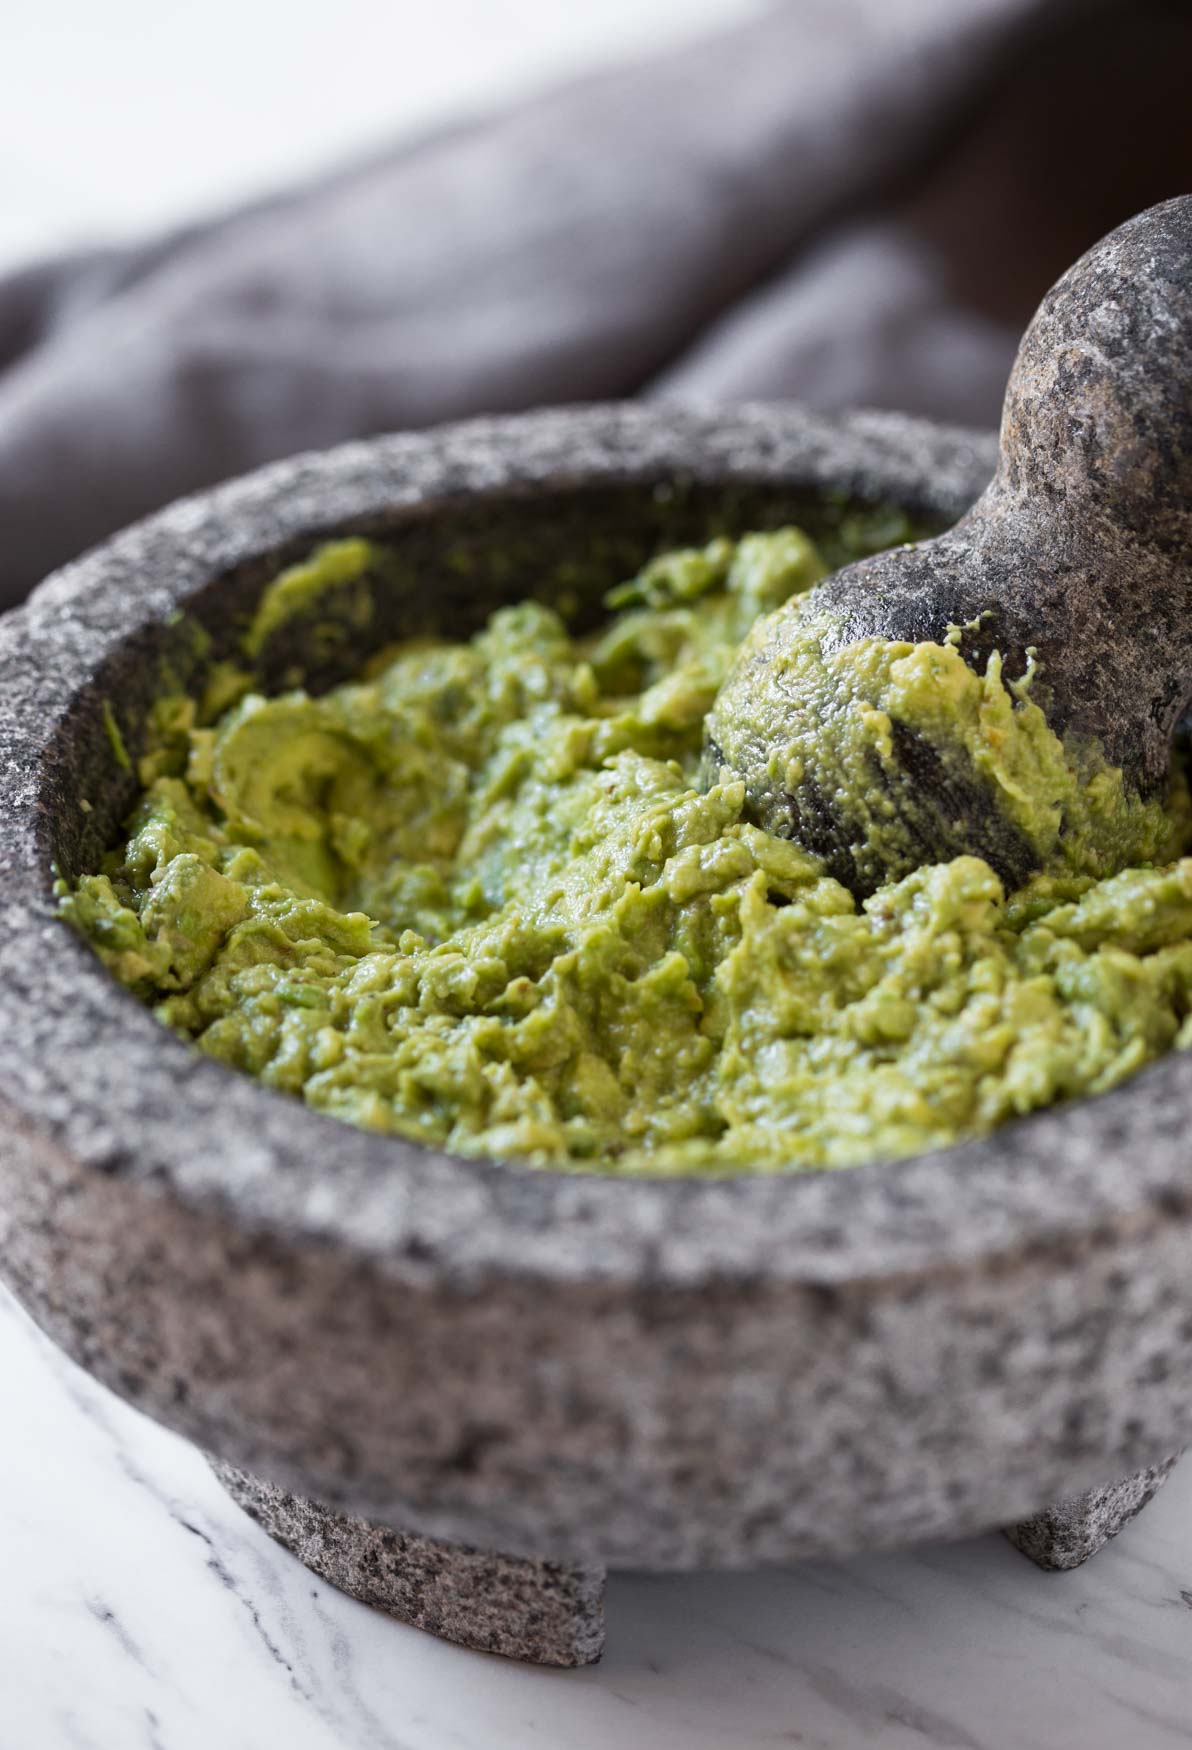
[1,0,1189,607]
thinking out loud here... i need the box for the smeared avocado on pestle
[709,198,1192,897]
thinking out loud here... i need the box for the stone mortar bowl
[1,405,1189,1666]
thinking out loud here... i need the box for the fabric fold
[0,0,1184,606]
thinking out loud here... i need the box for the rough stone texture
[0,404,1190,1577]
[1006,1455,1182,1572]
[716,197,1192,890]
[211,1460,606,1666]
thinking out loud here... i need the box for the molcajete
[1,406,1190,1659]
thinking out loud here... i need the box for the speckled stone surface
[1006,1454,1182,1572]
[711,198,1192,892]
[211,1460,606,1665]
[210,1452,1178,1656]
[0,403,1190,1586]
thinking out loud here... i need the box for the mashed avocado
[706,606,1186,896]
[60,530,1192,1174]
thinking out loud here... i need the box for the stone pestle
[705,195,1192,898]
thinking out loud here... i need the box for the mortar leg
[210,1459,606,1666]
[1004,1453,1181,1570]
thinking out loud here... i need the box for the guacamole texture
[706,605,1186,898]
[61,529,1192,1174]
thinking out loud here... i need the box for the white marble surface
[3,1283,1192,1750]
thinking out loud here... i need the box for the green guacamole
[60,529,1192,1175]
[706,605,1186,895]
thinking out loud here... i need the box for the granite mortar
[1,406,1190,1585]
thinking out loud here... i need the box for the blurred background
[2,0,1190,607]
[0,0,752,266]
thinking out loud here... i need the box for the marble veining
[3,1285,1191,1750]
